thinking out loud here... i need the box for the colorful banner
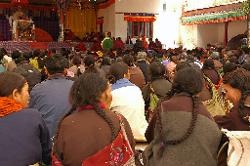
[182,10,246,25]
[185,0,246,11]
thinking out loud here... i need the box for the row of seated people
[0,46,250,165]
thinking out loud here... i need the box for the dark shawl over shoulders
[144,95,221,166]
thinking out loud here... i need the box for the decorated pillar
[57,0,71,41]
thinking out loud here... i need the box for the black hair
[101,56,111,66]
[71,55,82,66]
[109,62,129,84]
[242,63,250,71]
[32,49,41,58]
[149,62,166,81]
[84,55,95,68]
[176,62,192,72]
[11,50,22,63]
[156,67,203,158]
[0,48,5,61]
[0,48,7,58]
[123,54,134,67]
[23,52,32,61]
[0,72,26,96]
[45,54,69,75]
[202,59,215,70]
[223,68,250,124]
[223,62,238,74]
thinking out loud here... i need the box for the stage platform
[0,41,74,53]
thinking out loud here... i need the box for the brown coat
[54,109,135,166]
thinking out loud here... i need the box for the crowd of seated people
[1,34,250,166]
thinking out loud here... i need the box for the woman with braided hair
[52,72,136,166]
[144,67,221,166]
[215,68,250,130]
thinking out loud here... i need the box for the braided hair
[223,68,250,124]
[156,67,203,158]
[54,73,116,156]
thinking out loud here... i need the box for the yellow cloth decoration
[65,8,97,39]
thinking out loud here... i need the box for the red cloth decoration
[34,28,53,42]
[11,0,29,6]
[124,15,156,22]
[98,0,115,9]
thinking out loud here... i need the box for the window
[127,21,153,38]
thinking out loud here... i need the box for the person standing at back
[29,54,74,140]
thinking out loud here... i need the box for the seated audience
[0,72,51,165]
[109,62,148,141]
[215,68,250,130]
[144,67,221,166]
[53,73,135,165]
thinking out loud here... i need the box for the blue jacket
[0,108,51,166]
[29,75,73,138]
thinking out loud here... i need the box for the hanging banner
[124,13,156,22]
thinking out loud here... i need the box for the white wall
[97,4,116,36]
[97,0,183,47]
[228,21,247,40]
[115,0,160,13]
[98,0,161,41]
[182,21,247,48]
[197,24,220,47]
[114,0,160,41]
[181,25,198,49]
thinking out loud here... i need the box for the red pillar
[224,22,229,47]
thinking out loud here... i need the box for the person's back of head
[0,72,26,97]
[223,68,250,124]
[45,54,69,75]
[242,63,250,71]
[71,55,82,67]
[11,50,22,64]
[223,68,250,92]
[150,62,166,81]
[0,72,29,107]
[109,62,129,84]
[223,62,238,74]
[172,67,203,96]
[32,49,41,59]
[123,54,134,67]
[23,52,32,61]
[65,72,116,140]
[202,59,215,70]
[83,55,95,68]
[0,48,7,61]
[101,56,111,66]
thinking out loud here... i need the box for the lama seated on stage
[9,7,35,41]
[16,19,35,41]
[17,20,35,41]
